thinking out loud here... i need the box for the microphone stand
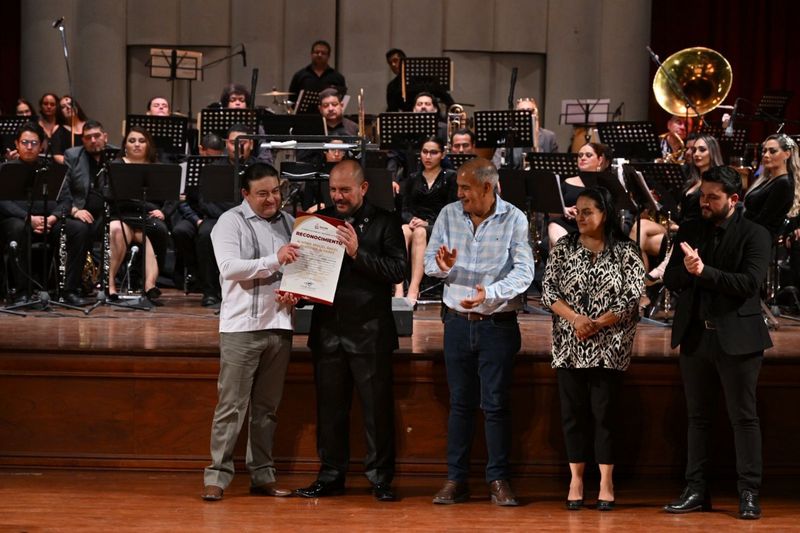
[647,47,704,131]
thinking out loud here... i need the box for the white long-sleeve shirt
[211,200,295,333]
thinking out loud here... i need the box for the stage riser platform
[2,350,799,477]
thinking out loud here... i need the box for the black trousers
[312,348,395,485]
[0,216,92,294]
[557,367,623,465]
[680,323,763,494]
[171,218,220,296]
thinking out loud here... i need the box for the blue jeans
[443,311,521,482]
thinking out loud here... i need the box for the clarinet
[58,207,68,301]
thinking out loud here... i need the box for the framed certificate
[279,213,345,305]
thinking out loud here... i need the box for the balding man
[295,160,406,502]
[424,158,534,507]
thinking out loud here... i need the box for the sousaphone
[653,46,732,117]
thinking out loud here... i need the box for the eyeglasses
[19,139,40,147]
[421,149,442,156]
[577,152,596,159]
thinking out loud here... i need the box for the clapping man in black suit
[663,166,772,520]
[295,160,406,501]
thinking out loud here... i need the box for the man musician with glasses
[0,122,92,305]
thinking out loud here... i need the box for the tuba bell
[653,46,732,117]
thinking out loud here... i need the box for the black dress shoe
[294,479,345,498]
[63,292,90,306]
[145,287,162,300]
[372,482,396,501]
[566,499,584,510]
[739,489,761,520]
[201,294,221,307]
[664,486,711,513]
[107,293,119,302]
[597,499,615,511]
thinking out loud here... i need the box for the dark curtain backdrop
[0,1,21,116]
[649,0,799,144]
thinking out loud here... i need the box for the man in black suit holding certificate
[295,160,406,501]
[663,166,771,520]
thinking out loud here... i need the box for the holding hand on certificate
[336,222,359,258]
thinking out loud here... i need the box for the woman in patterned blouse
[541,186,644,512]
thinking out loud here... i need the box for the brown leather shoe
[202,485,223,501]
[489,479,519,506]
[432,480,470,504]
[250,482,293,497]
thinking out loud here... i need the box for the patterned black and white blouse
[541,234,645,371]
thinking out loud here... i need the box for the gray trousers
[204,329,292,488]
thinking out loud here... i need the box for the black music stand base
[85,289,153,313]
[5,290,89,315]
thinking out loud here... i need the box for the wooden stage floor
[1,470,798,531]
[2,288,800,359]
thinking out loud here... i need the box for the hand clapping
[680,241,704,276]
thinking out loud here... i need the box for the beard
[701,203,731,223]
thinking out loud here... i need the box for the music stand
[199,108,258,140]
[756,90,793,120]
[377,112,437,150]
[148,48,202,119]
[261,113,326,136]
[108,164,181,310]
[294,90,321,115]
[696,123,748,162]
[281,161,332,214]
[596,121,661,161]
[198,164,240,204]
[1,164,86,314]
[629,163,685,216]
[0,116,30,158]
[126,114,189,155]
[526,153,580,177]
[444,152,477,170]
[184,156,227,193]
[559,99,611,125]
[364,168,394,213]
[401,57,452,103]
[474,110,534,149]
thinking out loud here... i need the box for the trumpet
[446,104,467,150]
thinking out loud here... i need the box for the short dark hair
[311,40,331,53]
[318,88,341,102]
[83,119,104,132]
[451,128,474,144]
[414,91,437,106]
[241,162,279,191]
[385,48,406,61]
[702,165,741,197]
[146,96,169,112]
[200,133,225,151]
[15,121,44,142]
[227,123,252,137]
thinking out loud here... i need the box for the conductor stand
[107,164,181,310]
[2,164,86,314]
[148,48,203,121]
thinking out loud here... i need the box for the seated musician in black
[744,134,797,237]
[0,122,91,305]
[107,126,170,304]
[172,125,251,307]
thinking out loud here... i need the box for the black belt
[446,307,517,322]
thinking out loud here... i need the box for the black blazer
[664,206,773,355]
[308,201,407,354]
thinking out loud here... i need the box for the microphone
[52,17,64,29]
[240,44,247,67]
[9,241,18,256]
[127,245,140,271]
[725,98,739,137]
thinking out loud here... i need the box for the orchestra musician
[288,40,347,101]
[107,126,169,304]
[743,134,799,237]
[547,142,612,248]
[394,136,457,303]
[491,97,558,170]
